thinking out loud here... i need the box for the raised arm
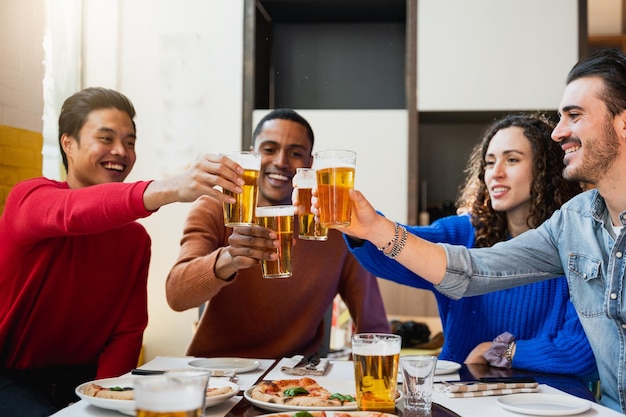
[143,153,245,211]
[333,189,448,285]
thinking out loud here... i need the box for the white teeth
[564,146,580,154]
[103,162,124,171]
[492,187,508,193]
[268,173,289,181]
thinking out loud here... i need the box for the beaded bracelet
[376,222,407,259]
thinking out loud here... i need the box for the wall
[418,0,579,111]
[0,0,45,213]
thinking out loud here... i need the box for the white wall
[83,0,245,361]
[418,0,579,111]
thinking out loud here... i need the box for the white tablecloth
[51,356,624,417]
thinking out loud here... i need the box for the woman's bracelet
[377,221,407,259]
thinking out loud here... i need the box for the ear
[617,109,626,141]
[61,133,75,160]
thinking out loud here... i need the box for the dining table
[51,355,624,417]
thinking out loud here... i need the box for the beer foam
[255,205,295,217]
[352,342,401,356]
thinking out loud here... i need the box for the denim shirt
[436,189,624,412]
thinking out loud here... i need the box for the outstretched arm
[143,153,245,211]
[327,189,448,285]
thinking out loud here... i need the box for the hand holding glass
[352,333,401,412]
[255,205,295,278]
[295,168,328,240]
[134,370,210,417]
[221,151,260,227]
[400,355,438,413]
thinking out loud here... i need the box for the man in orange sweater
[166,109,390,358]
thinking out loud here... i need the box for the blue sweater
[346,214,598,382]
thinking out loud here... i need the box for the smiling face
[484,126,534,221]
[62,108,136,188]
[552,76,621,186]
[253,118,313,206]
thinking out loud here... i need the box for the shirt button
[617,252,623,258]
[611,293,618,300]
[622,323,626,329]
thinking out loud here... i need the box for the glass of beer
[134,370,210,417]
[314,149,356,228]
[352,333,402,412]
[221,151,260,227]
[295,168,328,241]
[255,205,295,278]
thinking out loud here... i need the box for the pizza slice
[249,377,356,407]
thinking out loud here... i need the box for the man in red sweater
[166,109,390,359]
[0,87,246,417]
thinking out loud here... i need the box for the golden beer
[255,205,294,278]
[223,168,259,226]
[297,187,328,240]
[136,408,202,417]
[316,166,355,228]
[352,333,401,412]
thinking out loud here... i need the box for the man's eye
[99,136,113,142]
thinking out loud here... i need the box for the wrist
[483,332,515,368]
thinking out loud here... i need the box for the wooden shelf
[589,35,626,53]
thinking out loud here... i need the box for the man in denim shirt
[328,48,626,412]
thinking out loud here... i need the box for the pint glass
[314,149,356,228]
[352,333,401,412]
[255,205,295,278]
[295,168,328,241]
[134,370,210,417]
[221,151,260,227]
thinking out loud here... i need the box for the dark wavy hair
[456,113,582,248]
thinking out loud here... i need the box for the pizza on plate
[249,377,356,407]
[81,383,234,401]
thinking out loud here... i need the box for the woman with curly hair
[345,113,598,382]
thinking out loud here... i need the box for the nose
[110,139,127,157]
[272,149,290,168]
[551,118,568,143]
[491,160,506,179]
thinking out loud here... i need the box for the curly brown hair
[456,113,582,248]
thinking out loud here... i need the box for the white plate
[189,357,261,373]
[497,393,592,415]
[435,360,461,375]
[76,376,239,416]
[244,380,402,412]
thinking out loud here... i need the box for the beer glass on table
[295,168,328,241]
[221,151,260,227]
[314,149,356,229]
[255,205,295,278]
[352,333,401,413]
[134,370,210,417]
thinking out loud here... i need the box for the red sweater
[0,177,153,379]
[166,195,390,359]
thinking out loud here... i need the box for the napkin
[280,355,331,376]
[435,381,539,398]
